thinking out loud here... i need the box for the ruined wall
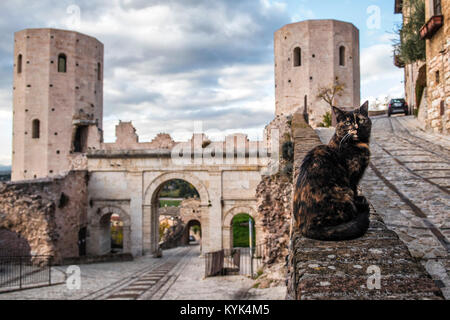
[0,171,88,263]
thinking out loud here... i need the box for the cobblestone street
[317,115,450,299]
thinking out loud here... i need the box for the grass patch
[232,213,255,248]
[159,199,182,207]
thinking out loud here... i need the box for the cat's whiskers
[339,133,351,150]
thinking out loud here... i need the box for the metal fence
[0,254,53,292]
[205,242,268,278]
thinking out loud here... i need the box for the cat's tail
[301,209,370,241]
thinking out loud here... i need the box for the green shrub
[322,111,332,127]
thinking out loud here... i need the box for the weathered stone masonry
[0,171,88,263]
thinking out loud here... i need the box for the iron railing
[0,254,53,292]
[204,242,268,278]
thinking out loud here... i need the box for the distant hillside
[0,165,11,173]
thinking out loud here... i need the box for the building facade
[395,0,449,133]
[422,0,449,133]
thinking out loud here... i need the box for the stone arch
[144,172,210,207]
[337,43,347,67]
[143,172,210,254]
[89,205,131,255]
[223,206,261,249]
[182,219,202,246]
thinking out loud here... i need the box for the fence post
[19,256,22,289]
[249,218,254,278]
[49,257,52,286]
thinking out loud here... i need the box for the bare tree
[316,78,346,126]
[316,77,346,107]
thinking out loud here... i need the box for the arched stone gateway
[143,172,210,254]
[87,206,131,256]
[223,206,262,249]
[182,219,201,246]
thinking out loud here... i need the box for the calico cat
[293,101,372,241]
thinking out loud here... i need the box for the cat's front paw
[354,195,369,213]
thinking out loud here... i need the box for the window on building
[436,70,440,84]
[17,54,22,74]
[293,47,301,67]
[32,119,40,139]
[97,62,101,81]
[58,54,67,73]
[73,125,88,153]
[339,46,346,66]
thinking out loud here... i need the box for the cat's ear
[332,106,345,121]
[359,101,369,116]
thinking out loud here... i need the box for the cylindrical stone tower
[12,28,103,181]
[274,20,360,126]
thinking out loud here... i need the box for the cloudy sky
[0,0,403,166]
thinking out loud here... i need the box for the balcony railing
[420,15,444,39]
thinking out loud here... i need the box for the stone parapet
[286,211,443,300]
[286,114,443,300]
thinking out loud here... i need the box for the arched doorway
[231,213,256,248]
[223,206,261,250]
[89,206,131,256]
[153,178,201,251]
[183,219,201,246]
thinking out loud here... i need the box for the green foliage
[159,179,200,198]
[393,0,426,63]
[191,225,201,235]
[232,213,256,248]
[322,111,332,128]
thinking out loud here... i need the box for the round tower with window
[274,20,360,126]
[12,28,103,181]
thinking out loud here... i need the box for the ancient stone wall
[424,0,449,133]
[0,171,88,263]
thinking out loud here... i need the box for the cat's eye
[345,121,351,125]
[359,119,366,123]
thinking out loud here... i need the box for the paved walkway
[0,245,285,300]
[316,115,450,299]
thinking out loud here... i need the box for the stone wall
[286,211,443,300]
[0,171,88,263]
[424,0,449,133]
